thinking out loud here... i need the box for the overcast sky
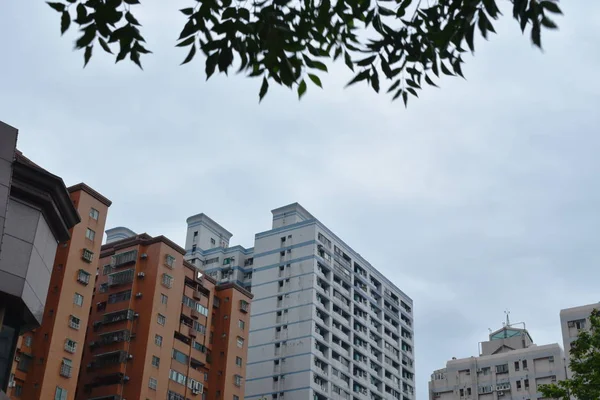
[2,0,599,397]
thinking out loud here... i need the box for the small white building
[559,302,600,378]
[429,320,566,400]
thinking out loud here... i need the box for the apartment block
[75,231,252,400]
[559,301,600,378]
[183,203,415,400]
[0,122,80,397]
[8,184,111,400]
[429,321,566,400]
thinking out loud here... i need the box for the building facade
[75,232,252,400]
[0,122,80,397]
[429,322,566,400]
[8,184,111,400]
[183,203,415,400]
[559,302,600,379]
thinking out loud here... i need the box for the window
[522,360,528,370]
[108,290,132,304]
[89,208,99,220]
[54,387,67,400]
[524,379,529,389]
[234,396,240,400]
[211,238,216,245]
[102,264,113,275]
[240,300,249,313]
[69,315,80,330]
[82,248,94,263]
[495,364,508,374]
[152,356,160,367]
[73,293,84,306]
[467,388,471,396]
[14,384,22,397]
[155,334,163,347]
[162,273,173,288]
[17,354,32,372]
[166,254,176,269]
[170,369,187,385]
[77,269,90,285]
[460,389,464,397]
[24,336,32,347]
[60,358,72,377]
[234,374,242,387]
[173,349,189,365]
[194,231,198,237]
[237,337,244,348]
[514,361,520,371]
[149,377,157,390]
[85,228,96,241]
[158,314,166,326]
[236,356,243,367]
[64,339,77,353]
[516,381,522,390]
[238,320,245,330]
[161,294,168,304]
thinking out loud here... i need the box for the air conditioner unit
[128,354,134,360]
[140,253,148,259]
[135,292,142,298]
[137,272,145,278]
[14,356,20,362]
[498,391,505,396]
[8,381,15,388]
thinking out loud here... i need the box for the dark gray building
[0,121,79,395]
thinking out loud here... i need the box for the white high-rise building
[559,302,600,378]
[183,203,416,400]
[429,319,566,400]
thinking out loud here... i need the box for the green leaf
[541,16,558,29]
[125,12,141,26]
[180,8,194,16]
[346,70,370,87]
[75,26,96,49]
[441,62,454,76]
[344,51,354,71]
[402,90,408,107]
[47,2,65,12]
[130,49,142,69]
[386,79,401,93]
[98,37,113,54]
[311,61,328,72]
[541,1,562,14]
[124,0,140,4]
[531,23,541,48]
[465,23,475,52]
[357,55,376,66]
[60,11,70,35]
[177,36,195,47]
[206,53,218,79]
[181,43,196,65]
[478,10,490,39]
[83,45,93,67]
[425,74,438,88]
[308,74,322,88]
[333,47,342,61]
[371,68,379,93]
[297,80,307,99]
[259,77,269,102]
[406,87,418,97]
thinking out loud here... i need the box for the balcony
[107,269,135,287]
[188,326,197,338]
[102,309,136,325]
[111,250,138,268]
[97,330,131,346]
[89,351,129,370]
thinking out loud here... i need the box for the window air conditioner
[140,253,148,259]
[137,272,145,278]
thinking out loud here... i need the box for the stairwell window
[82,249,94,263]
[54,387,67,400]
[89,207,99,220]
[85,228,95,241]
[157,314,166,326]
[77,269,90,285]
[73,293,84,307]
[237,337,244,348]
[69,315,80,330]
[64,339,77,353]
[152,356,160,367]
[162,273,173,288]
[155,334,163,347]
[165,254,176,269]
[234,374,243,387]
[149,377,157,390]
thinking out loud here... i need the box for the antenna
[504,310,511,327]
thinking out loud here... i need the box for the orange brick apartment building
[75,232,253,400]
[7,183,111,400]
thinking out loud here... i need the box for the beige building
[429,320,566,400]
[560,302,599,378]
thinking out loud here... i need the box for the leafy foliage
[48,0,562,103]
[539,309,600,400]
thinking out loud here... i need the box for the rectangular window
[162,273,173,288]
[17,354,31,372]
[73,293,84,307]
[82,249,94,263]
[238,320,245,330]
[524,379,529,389]
[514,361,519,371]
[14,384,22,396]
[165,254,176,269]
[237,337,244,348]
[157,314,166,326]
[77,269,90,285]
[24,336,32,347]
[522,360,528,370]
[60,358,72,377]
[155,334,163,347]
[64,339,77,353]
[173,349,189,365]
[234,374,242,387]
[152,356,160,367]
[54,387,67,400]
[149,377,157,390]
[236,357,243,367]
[161,294,168,304]
[516,381,522,390]
[89,208,99,220]
[102,264,113,275]
[108,290,132,304]
[234,396,240,400]
[69,315,80,330]
[85,228,96,241]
